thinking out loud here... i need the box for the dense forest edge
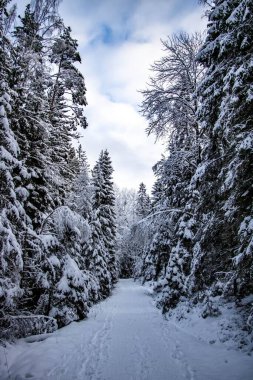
[0,0,253,351]
[0,0,118,339]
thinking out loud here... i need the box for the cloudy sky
[19,0,207,191]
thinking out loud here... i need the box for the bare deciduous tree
[140,32,204,142]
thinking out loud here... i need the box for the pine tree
[89,157,111,297]
[136,183,151,219]
[0,0,104,339]
[100,150,117,283]
[190,0,253,298]
[48,25,88,201]
[0,0,26,318]
[4,4,62,326]
[43,206,92,327]
[88,150,118,296]
[139,1,253,315]
[11,4,56,230]
[68,145,92,221]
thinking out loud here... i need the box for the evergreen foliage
[0,0,26,316]
[136,182,151,219]
[132,0,253,334]
[192,0,253,298]
[89,150,117,295]
[0,0,118,340]
[133,32,204,310]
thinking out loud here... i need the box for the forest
[0,0,252,360]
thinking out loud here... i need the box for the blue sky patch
[90,23,131,46]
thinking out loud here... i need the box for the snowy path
[0,279,252,380]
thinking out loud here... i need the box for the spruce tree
[0,0,101,339]
[89,157,111,297]
[100,150,117,283]
[11,4,56,230]
[136,183,151,219]
[191,0,253,298]
[137,1,253,314]
[0,0,26,318]
[48,25,88,201]
[68,145,92,221]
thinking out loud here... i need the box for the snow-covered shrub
[52,206,90,248]
[246,306,253,333]
[201,297,221,319]
[39,207,95,326]
[49,255,90,326]
[0,314,57,341]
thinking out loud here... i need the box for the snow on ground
[0,279,252,380]
[160,294,253,352]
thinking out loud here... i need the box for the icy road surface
[0,279,252,380]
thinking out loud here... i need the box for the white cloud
[78,80,165,190]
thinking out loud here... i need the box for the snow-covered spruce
[132,0,253,350]
[0,1,117,340]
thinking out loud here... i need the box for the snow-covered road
[0,279,252,380]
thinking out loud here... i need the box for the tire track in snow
[131,296,166,380]
[133,332,151,380]
[171,339,196,380]
[46,306,114,380]
[78,307,114,380]
[147,296,196,380]
[161,318,196,380]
